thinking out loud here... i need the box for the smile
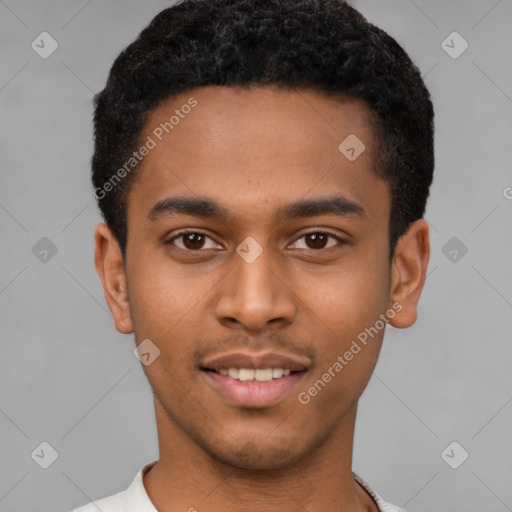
[215,367,292,381]
[201,367,308,408]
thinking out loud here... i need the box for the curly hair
[92,0,434,259]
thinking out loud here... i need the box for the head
[93,0,433,471]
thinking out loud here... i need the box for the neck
[143,399,378,512]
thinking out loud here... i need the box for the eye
[166,230,346,252]
[167,231,222,251]
[289,231,344,250]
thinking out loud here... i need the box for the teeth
[228,368,239,379]
[272,368,284,378]
[238,369,255,381]
[255,368,273,381]
[218,368,294,381]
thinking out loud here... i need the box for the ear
[94,223,134,334]
[388,219,430,329]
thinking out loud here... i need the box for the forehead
[129,85,389,226]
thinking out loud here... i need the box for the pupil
[307,233,326,249]
[185,233,204,250]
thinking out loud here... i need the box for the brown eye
[289,232,343,250]
[305,233,328,249]
[168,232,222,251]
[182,233,205,250]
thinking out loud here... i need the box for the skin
[94,85,430,512]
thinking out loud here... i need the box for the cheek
[126,247,217,338]
[303,257,389,337]
[295,252,389,400]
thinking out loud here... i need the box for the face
[95,85,429,471]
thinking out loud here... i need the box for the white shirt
[71,460,406,512]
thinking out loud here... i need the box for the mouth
[202,367,302,381]
[200,352,309,408]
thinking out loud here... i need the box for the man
[73,0,433,510]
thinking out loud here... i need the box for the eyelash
[165,229,346,252]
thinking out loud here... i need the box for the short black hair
[92,0,434,260]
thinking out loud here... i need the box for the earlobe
[94,223,134,334]
[388,219,430,329]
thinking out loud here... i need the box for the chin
[202,437,309,471]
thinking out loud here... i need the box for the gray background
[1,1,511,511]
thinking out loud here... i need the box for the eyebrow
[276,195,365,222]
[148,195,366,222]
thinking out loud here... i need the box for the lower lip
[202,370,307,408]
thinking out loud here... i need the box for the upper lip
[201,351,310,372]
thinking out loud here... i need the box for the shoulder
[353,472,406,512]
[68,460,158,512]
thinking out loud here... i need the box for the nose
[214,247,296,332]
